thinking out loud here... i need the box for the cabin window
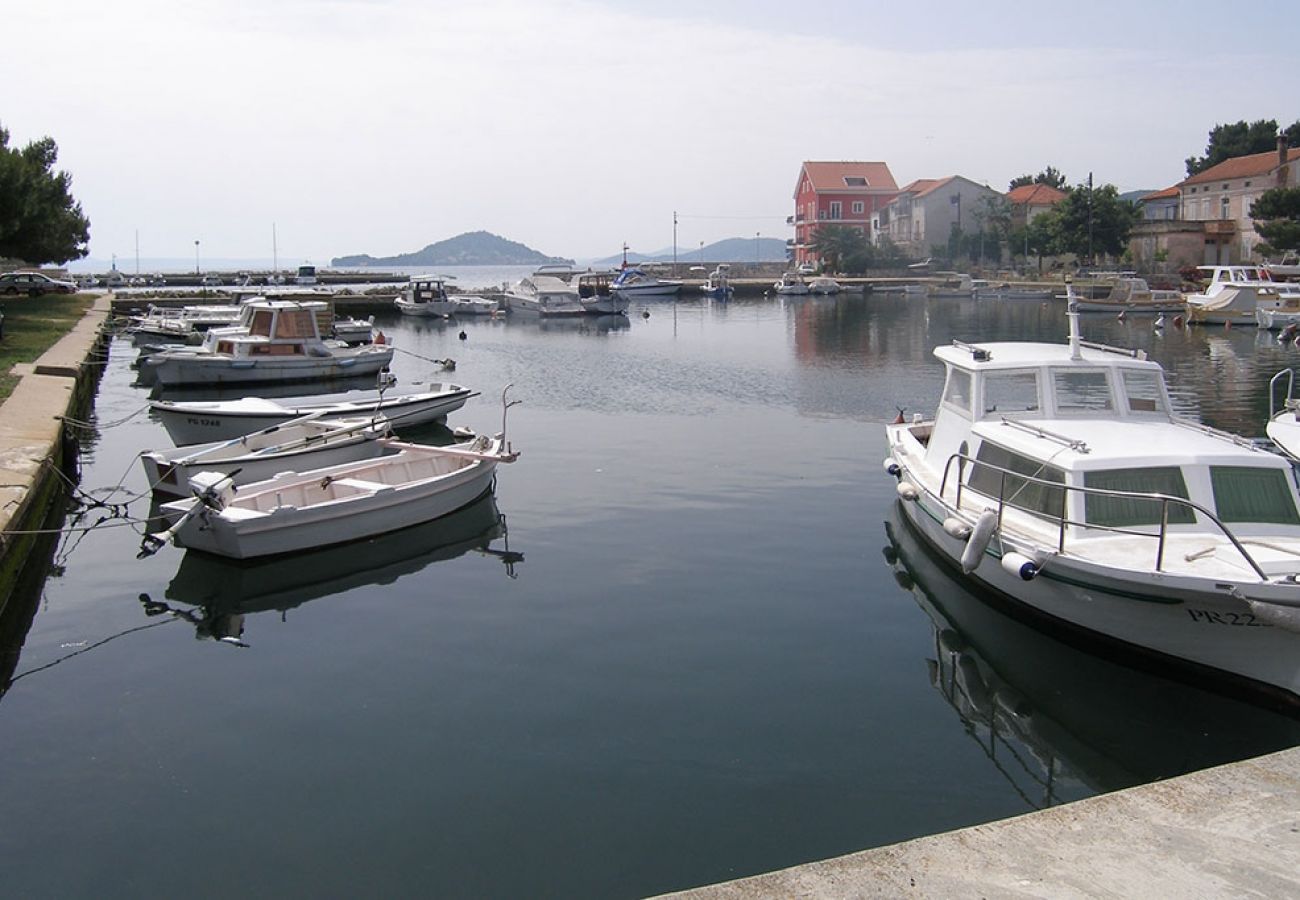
[1210,467,1300,524]
[1120,370,1167,414]
[983,372,1040,415]
[942,369,973,414]
[1083,467,1195,527]
[1052,369,1113,412]
[249,310,274,337]
[276,310,317,339]
[967,442,1066,519]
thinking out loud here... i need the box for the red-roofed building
[791,161,898,264]
[875,176,1002,255]
[1177,138,1299,262]
[1006,183,1067,228]
[1139,186,1181,221]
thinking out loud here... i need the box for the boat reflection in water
[525,314,630,335]
[883,503,1300,806]
[141,491,521,645]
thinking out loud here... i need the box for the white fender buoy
[1001,551,1040,581]
[1245,598,1300,633]
[884,457,901,477]
[942,517,972,540]
[896,481,919,501]
[961,509,998,573]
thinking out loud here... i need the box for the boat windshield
[1083,467,1194,526]
[942,369,973,414]
[1120,370,1167,414]
[1052,369,1113,412]
[1210,467,1300,524]
[982,371,1039,416]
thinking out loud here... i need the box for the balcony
[1203,220,1237,235]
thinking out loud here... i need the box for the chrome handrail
[1270,368,1295,419]
[937,452,1271,581]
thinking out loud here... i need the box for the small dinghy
[141,414,392,498]
[150,434,519,559]
[150,382,474,445]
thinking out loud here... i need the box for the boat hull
[151,386,472,444]
[142,347,394,387]
[164,445,504,559]
[890,473,1300,710]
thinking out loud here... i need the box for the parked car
[0,271,78,296]
[797,262,818,275]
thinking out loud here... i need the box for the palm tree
[809,225,867,274]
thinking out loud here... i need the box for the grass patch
[0,293,94,402]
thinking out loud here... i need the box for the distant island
[332,231,572,267]
[591,237,789,267]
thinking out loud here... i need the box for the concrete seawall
[662,745,1300,898]
[0,294,112,618]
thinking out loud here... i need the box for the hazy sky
[6,0,1298,265]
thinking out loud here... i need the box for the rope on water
[392,346,456,370]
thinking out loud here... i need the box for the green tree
[1035,181,1138,262]
[809,224,867,273]
[1185,119,1300,176]
[1251,187,1300,253]
[0,124,90,265]
[1008,166,1067,191]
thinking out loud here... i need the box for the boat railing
[997,417,1090,453]
[1270,368,1296,417]
[1170,417,1261,450]
[937,452,1270,580]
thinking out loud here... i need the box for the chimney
[1279,135,1290,188]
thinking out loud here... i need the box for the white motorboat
[138,299,394,387]
[1185,265,1284,326]
[808,277,841,295]
[883,289,1300,710]
[574,271,630,315]
[152,433,519,559]
[447,294,501,316]
[503,275,585,316]
[611,268,683,299]
[773,272,811,295]
[141,415,392,498]
[1266,369,1300,461]
[1255,298,1300,330]
[1072,276,1184,314]
[332,315,375,343]
[977,284,1055,301]
[1266,253,1300,281]
[699,264,734,299]
[395,276,454,317]
[127,303,245,341]
[295,264,318,286]
[150,382,474,444]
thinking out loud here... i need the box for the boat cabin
[574,272,613,299]
[917,339,1300,538]
[403,276,451,305]
[296,265,318,286]
[204,299,330,358]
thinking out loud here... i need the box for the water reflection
[143,491,522,646]
[882,502,1300,803]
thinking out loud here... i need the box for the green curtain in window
[1084,468,1194,527]
[1210,467,1300,524]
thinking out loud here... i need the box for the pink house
[791,161,898,265]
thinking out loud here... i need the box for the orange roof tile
[897,178,941,195]
[1006,183,1068,206]
[1141,186,1180,201]
[914,176,960,199]
[796,161,899,197]
[1180,147,1300,186]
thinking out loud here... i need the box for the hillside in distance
[591,237,788,266]
[333,231,572,267]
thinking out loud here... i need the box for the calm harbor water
[2,293,1299,897]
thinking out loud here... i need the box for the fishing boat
[773,272,811,295]
[882,285,1300,710]
[395,276,455,317]
[141,414,392,498]
[138,299,394,387]
[699,264,733,299]
[808,277,841,295]
[1184,265,1284,326]
[127,303,245,341]
[150,382,474,444]
[928,272,979,299]
[1071,276,1184,314]
[610,267,682,299]
[150,430,519,559]
[574,271,630,315]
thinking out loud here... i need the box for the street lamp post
[755,232,760,267]
[194,240,200,275]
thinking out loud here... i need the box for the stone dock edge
[0,294,112,618]
[660,745,1300,898]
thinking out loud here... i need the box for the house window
[1221,197,1230,219]
[829,201,842,219]
[844,176,867,186]
[1189,187,1197,193]
[852,201,864,214]
[1245,181,1252,187]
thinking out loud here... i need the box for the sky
[5,0,1299,267]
